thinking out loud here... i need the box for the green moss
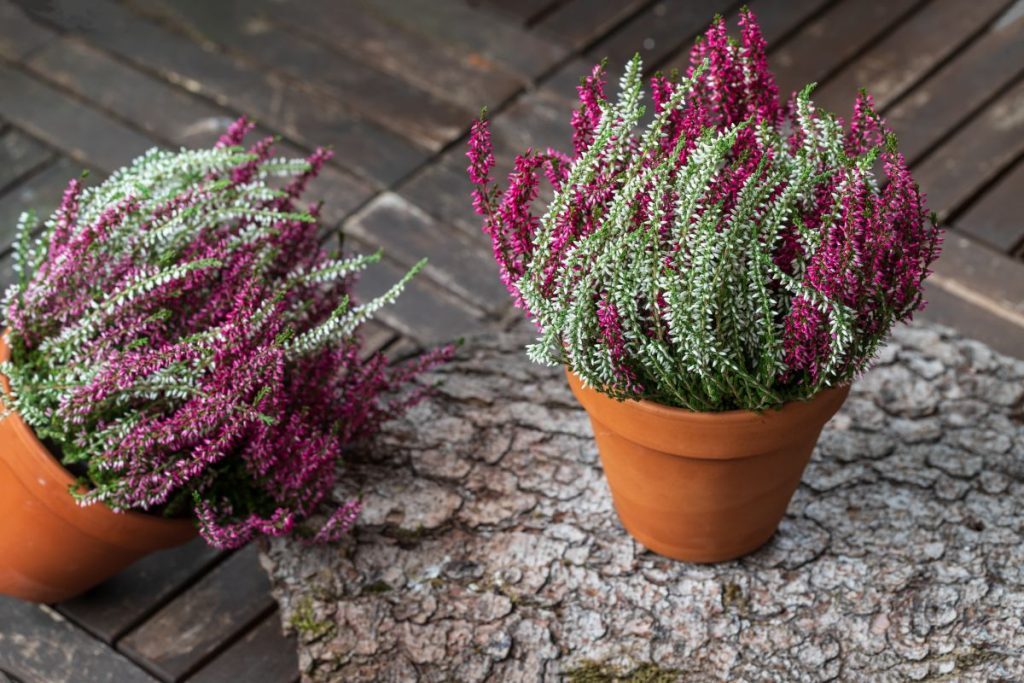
[362,579,392,594]
[567,660,680,682]
[721,581,749,613]
[289,596,335,641]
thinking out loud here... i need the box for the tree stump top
[261,322,1024,682]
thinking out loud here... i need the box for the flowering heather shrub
[467,9,942,412]
[0,119,451,548]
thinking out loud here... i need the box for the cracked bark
[261,321,1024,682]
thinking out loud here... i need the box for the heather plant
[1,119,451,548]
[467,9,941,412]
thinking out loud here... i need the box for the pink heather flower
[4,117,454,548]
[466,9,941,410]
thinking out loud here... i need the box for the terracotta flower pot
[0,335,196,603]
[567,370,850,562]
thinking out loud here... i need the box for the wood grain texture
[0,599,157,683]
[346,193,508,314]
[187,612,298,683]
[128,0,469,151]
[955,160,1024,253]
[0,129,53,194]
[360,0,568,81]
[0,0,56,60]
[884,6,1024,162]
[24,38,376,224]
[0,63,157,174]
[255,0,526,112]
[263,327,1024,680]
[535,0,650,50]
[0,157,91,253]
[349,237,489,344]
[57,540,224,645]
[118,546,275,681]
[812,0,1015,114]
[769,0,921,100]
[13,0,427,186]
[912,76,1024,220]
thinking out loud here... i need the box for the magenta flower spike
[1,118,453,548]
[466,9,942,412]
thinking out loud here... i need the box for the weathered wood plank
[884,5,1024,163]
[356,319,399,361]
[583,0,739,80]
[561,0,834,99]
[0,63,157,174]
[398,152,482,239]
[919,232,1024,358]
[813,0,1014,114]
[359,0,568,82]
[349,237,488,344]
[14,0,427,186]
[118,545,276,682]
[0,0,56,60]
[475,0,561,26]
[26,37,239,150]
[912,76,1024,220]
[57,539,224,645]
[346,193,509,314]
[0,157,89,252]
[745,0,836,47]
[25,38,375,223]
[769,0,921,100]
[262,0,525,111]
[0,129,53,194]
[129,0,468,151]
[955,160,1024,255]
[655,0,838,74]
[186,612,298,683]
[0,599,157,683]
[535,0,650,50]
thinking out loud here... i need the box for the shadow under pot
[0,335,195,604]
[567,370,850,563]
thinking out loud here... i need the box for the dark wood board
[263,0,526,111]
[186,612,298,683]
[0,0,56,61]
[0,157,92,254]
[912,76,1024,220]
[0,63,158,174]
[13,0,428,187]
[812,0,1015,114]
[358,0,568,82]
[24,38,376,223]
[128,0,470,151]
[535,0,650,50]
[118,545,276,682]
[769,0,921,101]
[0,599,157,683]
[350,237,489,344]
[57,540,224,645]
[955,160,1024,254]
[346,192,509,314]
[0,129,53,195]
[475,0,562,26]
[884,6,1024,163]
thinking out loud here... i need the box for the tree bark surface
[261,322,1024,682]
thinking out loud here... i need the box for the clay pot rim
[566,368,851,459]
[566,368,849,423]
[0,330,196,538]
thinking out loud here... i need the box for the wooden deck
[0,0,1022,681]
